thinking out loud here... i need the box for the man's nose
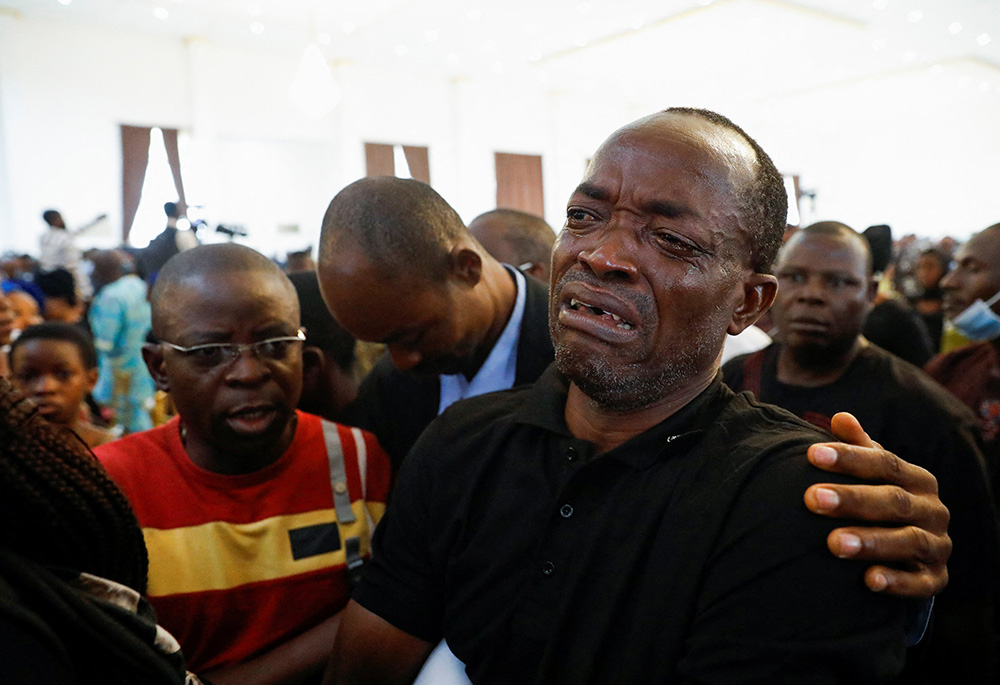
[388,346,422,372]
[224,349,271,383]
[796,275,828,303]
[578,229,638,280]
[28,375,58,394]
[939,268,958,291]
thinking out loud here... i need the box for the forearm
[201,613,342,685]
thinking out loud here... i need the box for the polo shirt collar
[515,364,731,469]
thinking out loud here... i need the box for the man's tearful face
[549,114,757,412]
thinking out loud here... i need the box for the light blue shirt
[438,266,527,415]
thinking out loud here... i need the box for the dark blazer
[343,273,554,470]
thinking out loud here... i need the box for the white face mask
[951,290,1000,341]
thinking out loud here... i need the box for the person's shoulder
[94,420,177,467]
[717,386,831,444]
[863,345,978,422]
[926,341,992,375]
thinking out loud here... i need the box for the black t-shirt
[723,343,1000,600]
[355,366,906,684]
[863,298,935,367]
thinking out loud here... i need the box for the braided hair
[0,378,148,592]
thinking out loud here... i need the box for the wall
[1,12,998,261]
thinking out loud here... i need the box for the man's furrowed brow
[573,182,610,202]
[642,199,698,220]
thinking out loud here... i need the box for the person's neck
[180,416,297,475]
[564,370,716,455]
[462,260,518,380]
[776,337,865,387]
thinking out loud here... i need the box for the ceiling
[3,0,999,108]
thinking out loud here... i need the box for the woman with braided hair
[0,377,201,683]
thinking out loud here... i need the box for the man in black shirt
[323,110,938,683]
[724,221,1000,682]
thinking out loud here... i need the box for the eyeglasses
[160,329,306,369]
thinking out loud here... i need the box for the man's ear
[867,275,880,303]
[141,343,171,392]
[728,273,778,336]
[524,263,547,282]
[302,346,326,377]
[84,367,99,394]
[448,245,483,287]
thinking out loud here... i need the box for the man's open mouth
[569,298,634,330]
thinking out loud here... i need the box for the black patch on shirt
[289,522,341,560]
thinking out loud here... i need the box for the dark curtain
[161,128,187,217]
[495,152,544,217]
[121,125,151,242]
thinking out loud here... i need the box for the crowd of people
[0,106,997,683]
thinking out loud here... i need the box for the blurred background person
[88,250,155,434]
[9,322,116,448]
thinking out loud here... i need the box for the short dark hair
[663,107,787,273]
[42,209,62,227]
[320,177,468,282]
[164,202,179,218]
[288,271,356,372]
[34,268,78,306]
[470,209,555,268]
[149,243,296,337]
[10,322,98,370]
[797,221,874,275]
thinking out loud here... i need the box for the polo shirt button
[560,504,574,518]
[566,447,577,462]
[541,560,555,576]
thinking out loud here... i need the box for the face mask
[951,290,1000,341]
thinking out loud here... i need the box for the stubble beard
[552,333,712,413]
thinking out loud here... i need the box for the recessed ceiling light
[907,10,923,23]
[318,33,332,45]
[250,22,264,35]
[949,22,963,35]
[153,7,169,20]
[977,33,992,46]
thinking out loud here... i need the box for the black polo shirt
[355,365,906,684]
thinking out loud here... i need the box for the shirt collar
[515,365,732,469]
[438,266,527,413]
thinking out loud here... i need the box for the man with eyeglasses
[96,243,391,684]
